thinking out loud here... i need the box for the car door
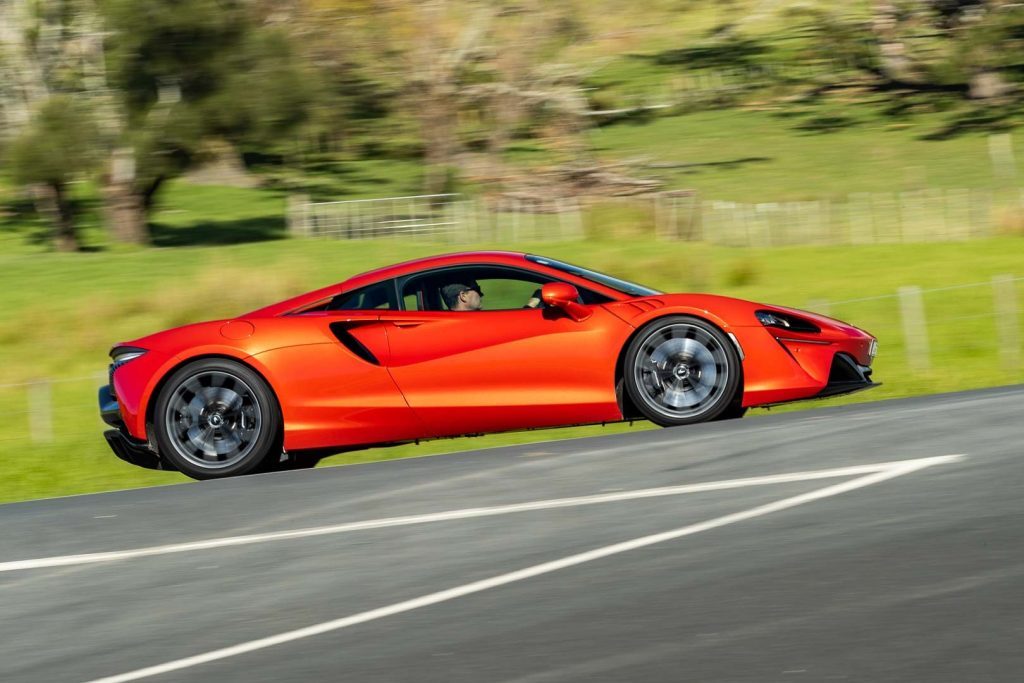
[378,269,630,437]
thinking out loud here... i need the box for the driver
[442,282,484,311]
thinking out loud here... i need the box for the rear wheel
[154,359,282,480]
[624,316,741,427]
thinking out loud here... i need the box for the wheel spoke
[207,387,239,409]
[187,393,207,419]
[216,432,242,456]
[186,424,217,457]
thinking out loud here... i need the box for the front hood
[616,293,761,324]
[608,293,873,339]
[112,320,232,357]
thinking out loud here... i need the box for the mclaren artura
[99,251,878,479]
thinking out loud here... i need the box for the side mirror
[541,282,592,322]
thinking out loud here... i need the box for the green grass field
[590,104,1024,200]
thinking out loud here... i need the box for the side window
[400,265,601,311]
[473,277,543,310]
[326,281,397,311]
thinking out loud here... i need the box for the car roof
[342,251,531,290]
[245,250,625,317]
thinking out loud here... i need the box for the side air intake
[329,323,381,365]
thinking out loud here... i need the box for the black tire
[713,401,748,421]
[153,358,282,480]
[262,453,321,472]
[623,315,742,427]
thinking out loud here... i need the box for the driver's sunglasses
[465,285,483,297]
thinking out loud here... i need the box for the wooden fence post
[993,274,1020,370]
[899,286,930,373]
[287,194,310,237]
[28,379,53,444]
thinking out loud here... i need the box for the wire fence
[289,188,1022,247]
[288,193,461,241]
[290,193,588,243]
[3,276,1020,446]
[696,189,1008,246]
[807,275,1023,377]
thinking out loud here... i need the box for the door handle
[391,321,423,328]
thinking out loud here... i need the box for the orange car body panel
[379,307,628,437]
[107,251,877,455]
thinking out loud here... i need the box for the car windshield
[525,255,661,297]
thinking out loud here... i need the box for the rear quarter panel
[115,317,341,442]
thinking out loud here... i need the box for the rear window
[328,281,396,310]
[299,281,397,313]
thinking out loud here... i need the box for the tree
[950,1,1024,99]
[862,1,1024,98]
[9,96,100,251]
[0,0,110,140]
[99,0,315,243]
[399,0,596,193]
[283,0,599,195]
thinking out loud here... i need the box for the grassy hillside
[590,104,1024,200]
[5,93,1022,258]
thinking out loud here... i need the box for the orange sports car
[99,251,878,479]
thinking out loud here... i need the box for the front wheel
[624,316,741,427]
[153,359,282,480]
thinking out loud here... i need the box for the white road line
[1,456,962,574]
[84,454,961,683]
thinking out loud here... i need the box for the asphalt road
[2,386,1023,682]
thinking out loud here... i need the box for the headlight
[755,310,821,333]
[110,346,147,365]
